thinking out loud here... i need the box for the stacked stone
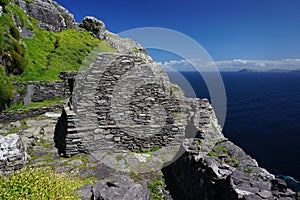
[0,104,63,123]
[0,134,27,173]
[57,53,185,156]
[7,72,75,108]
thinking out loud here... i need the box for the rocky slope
[14,0,76,32]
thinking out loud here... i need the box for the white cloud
[160,58,300,72]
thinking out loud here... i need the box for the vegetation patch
[7,97,65,111]
[215,146,229,155]
[136,146,162,153]
[132,48,139,53]
[0,3,28,75]
[244,169,254,173]
[148,178,165,200]
[0,65,13,108]
[0,167,94,200]
[0,126,19,136]
[207,151,218,157]
[17,28,116,82]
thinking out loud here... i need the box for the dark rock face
[14,0,76,32]
[162,103,298,200]
[79,16,106,40]
[0,134,27,174]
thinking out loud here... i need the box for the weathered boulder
[79,16,106,40]
[76,174,151,200]
[91,175,151,200]
[0,134,27,173]
[14,0,76,32]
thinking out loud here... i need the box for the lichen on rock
[0,134,27,174]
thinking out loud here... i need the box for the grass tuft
[0,167,94,200]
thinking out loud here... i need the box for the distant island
[238,68,300,73]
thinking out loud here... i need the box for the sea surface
[167,71,300,180]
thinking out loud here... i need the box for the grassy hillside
[19,28,116,82]
[0,1,30,75]
[0,0,116,107]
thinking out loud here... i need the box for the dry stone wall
[0,104,63,123]
[0,72,75,123]
[55,53,185,157]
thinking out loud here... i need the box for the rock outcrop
[79,16,106,40]
[14,0,76,32]
[78,16,153,61]
[90,174,151,200]
[0,134,27,174]
[162,98,298,199]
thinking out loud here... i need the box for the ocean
[167,71,300,181]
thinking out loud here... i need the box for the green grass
[215,146,229,155]
[207,151,218,157]
[0,3,30,75]
[7,97,65,111]
[1,127,20,136]
[0,65,13,107]
[148,179,165,200]
[1,2,118,110]
[244,169,254,173]
[132,48,139,53]
[135,146,161,153]
[0,167,94,200]
[1,2,116,79]
[16,28,116,82]
[228,157,237,163]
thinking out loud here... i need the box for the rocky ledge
[163,100,299,199]
[14,0,76,32]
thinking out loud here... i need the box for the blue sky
[56,0,300,70]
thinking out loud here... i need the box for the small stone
[257,191,272,198]
[68,159,84,166]
[105,134,113,139]
[45,112,61,119]
[114,137,121,142]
